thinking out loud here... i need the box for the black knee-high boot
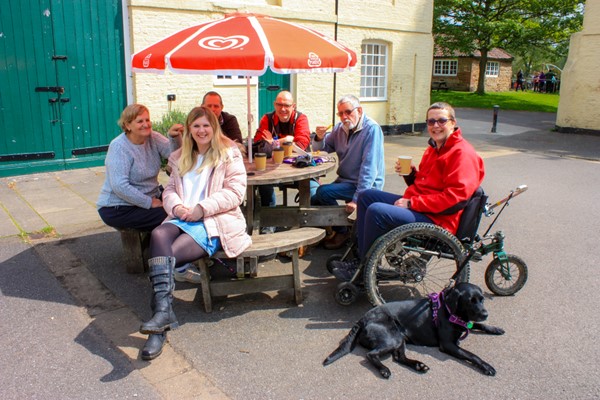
[140,256,179,334]
[141,332,167,360]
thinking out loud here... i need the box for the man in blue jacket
[311,94,385,249]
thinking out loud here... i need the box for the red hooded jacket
[253,110,311,150]
[404,127,485,234]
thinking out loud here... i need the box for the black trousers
[98,205,167,231]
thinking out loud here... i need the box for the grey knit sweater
[96,131,178,209]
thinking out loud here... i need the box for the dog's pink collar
[429,290,473,340]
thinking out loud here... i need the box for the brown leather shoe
[323,231,352,250]
[278,245,306,259]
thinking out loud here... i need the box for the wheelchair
[328,185,529,306]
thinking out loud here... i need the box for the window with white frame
[360,42,388,100]
[214,75,257,86]
[485,62,499,77]
[433,59,458,76]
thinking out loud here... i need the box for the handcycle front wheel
[364,223,468,307]
[484,254,528,296]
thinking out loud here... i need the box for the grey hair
[337,94,361,109]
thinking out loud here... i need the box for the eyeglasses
[337,107,358,118]
[275,102,294,108]
[426,118,453,126]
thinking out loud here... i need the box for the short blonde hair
[117,104,149,131]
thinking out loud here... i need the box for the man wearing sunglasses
[329,102,485,281]
[311,94,385,250]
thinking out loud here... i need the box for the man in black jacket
[202,91,245,154]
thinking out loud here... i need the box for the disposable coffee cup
[272,148,284,164]
[397,156,412,176]
[282,142,293,157]
[254,153,267,171]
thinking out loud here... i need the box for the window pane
[360,42,387,99]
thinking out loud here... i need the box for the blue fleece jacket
[312,113,385,202]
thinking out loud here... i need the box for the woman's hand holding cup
[396,156,413,176]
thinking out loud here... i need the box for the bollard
[491,105,500,133]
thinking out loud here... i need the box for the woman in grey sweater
[97,104,180,231]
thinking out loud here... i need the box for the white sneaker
[174,264,203,284]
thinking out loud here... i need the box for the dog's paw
[415,362,430,373]
[480,362,496,376]
[491,327,505,335]
[379,367,392,379]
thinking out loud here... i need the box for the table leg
[297,179,310,207]
[245,185,255,234]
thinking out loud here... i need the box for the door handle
[35,86,65,94]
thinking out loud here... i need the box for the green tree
[434,0,584,94]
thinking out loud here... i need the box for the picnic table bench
[116,227,150,274]
[195,227,325,312]
[432,81,449,91]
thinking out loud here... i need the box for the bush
[152,110,187,136]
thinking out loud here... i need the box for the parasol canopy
[131,13,357,160]
[132,13,357,75]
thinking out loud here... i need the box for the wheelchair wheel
[364,223,468,306]
[335,282,359,306]
[485,254,528,296]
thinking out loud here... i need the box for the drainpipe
[411,53,417,132]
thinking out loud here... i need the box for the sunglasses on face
[337,107,358,118]
[426,118,453,126]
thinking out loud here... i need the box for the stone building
[432,48,513,92]
[556,1,600,135]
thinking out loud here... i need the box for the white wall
[127,0,433,134]
[557,2,600,132]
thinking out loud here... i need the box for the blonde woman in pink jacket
[139,106,251,360]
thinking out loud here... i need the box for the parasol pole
[246,76,253,162]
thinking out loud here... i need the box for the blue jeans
[311,182,357,233]
[259,180,319,207]
[356,189,433,260]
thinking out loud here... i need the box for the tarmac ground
[1,108,599,399]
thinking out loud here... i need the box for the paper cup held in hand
[254,153,267,171]
[397,156,412,176]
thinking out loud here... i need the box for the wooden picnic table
[243,153,351,233]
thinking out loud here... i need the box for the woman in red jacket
[330,102,484,281]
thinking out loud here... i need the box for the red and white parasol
[131,12,357,159]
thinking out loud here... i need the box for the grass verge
[431,91,559,113]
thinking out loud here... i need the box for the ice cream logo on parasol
[198,36,250,50]
[307,52,322,68]
[143,54,152,68]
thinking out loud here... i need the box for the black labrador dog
[323,283,504,379]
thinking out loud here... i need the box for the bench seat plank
[196,227,325,312]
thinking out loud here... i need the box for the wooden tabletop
[244,156,336,186]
